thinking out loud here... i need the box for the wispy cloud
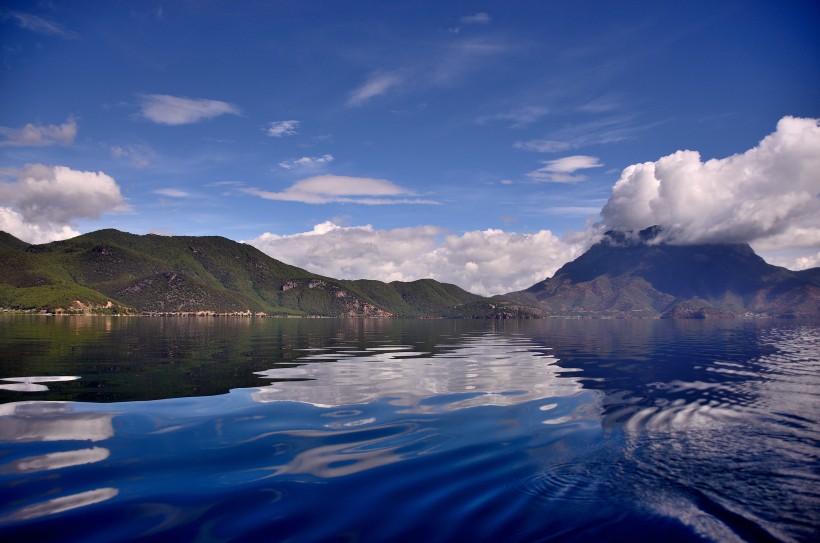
[0,117,77,147]
[461,13,492,26]
[138,94,241,125]
[267,120,300,137]
[527,155,603,183]
[514,115,644,154]
[110,144,155,168]
[513,139,572,153]
[346,35,509,107]
[242,174,437,205]
[450,12,493,33]
[346,72,405,107]
[154,188,189,198]
[3,11,76,39]
[476,106,549,128]
[278,154,334,170]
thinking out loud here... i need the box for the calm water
[0,316,818,542]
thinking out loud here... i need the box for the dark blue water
[0,316,818,542]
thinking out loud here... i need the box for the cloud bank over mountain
[600,116,820,253]
[244,222,581,296]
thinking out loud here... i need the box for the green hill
[0,230,531,318]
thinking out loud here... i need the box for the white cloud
[0,207,79,244]
[243,174,437,205]
[527,155,603,182]
[0,117,77,147]
[346,72,404,107]
[278,154,334,170]
[267,120,299,137]
[0,164,127,243]
[244,222,581,296]
[138,94,241,125]
[154,188,189,198]
[599,116,820,254]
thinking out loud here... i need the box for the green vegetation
[0,230,535,318]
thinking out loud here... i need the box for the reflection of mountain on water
[250,334,590,414]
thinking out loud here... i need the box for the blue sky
[1,1,819,294]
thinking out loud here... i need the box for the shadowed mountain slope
[507,227,820,318]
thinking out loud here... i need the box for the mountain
[0,229,529,318]
[507,226,820,318]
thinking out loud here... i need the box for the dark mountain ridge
[509,226,820,318]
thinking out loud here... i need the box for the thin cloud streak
[138,94,241,125]
[243,174,438,205]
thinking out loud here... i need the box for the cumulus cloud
[138,94,241,125]
[243,174,437,205]
[0,117,77,147]
[278,154,334,170]
[599,116,820,255]
[244,222,581,296]
[527,155,603,182]
[346,72,405,107]
[0,164,127,243]
[267,120,299,137]
[0,207,79,244]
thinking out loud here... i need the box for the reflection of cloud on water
[0,487,119,523]
[0,447,110,475]
[251,334,586,415]
[0,401,114,442]
[0,375,80,392]
[0,401,118,522]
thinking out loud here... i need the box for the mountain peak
[517,228,819,318]
[602,225,666,246]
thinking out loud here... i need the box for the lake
[0,316,817,542]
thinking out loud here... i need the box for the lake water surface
[0,316,818,542]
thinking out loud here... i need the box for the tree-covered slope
[0,230,529,317]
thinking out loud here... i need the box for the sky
[1,1,819,296]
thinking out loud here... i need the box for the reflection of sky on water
[251,334,589,416]
[1,319,816,542]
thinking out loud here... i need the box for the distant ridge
[506,226,820,318]
[2,227,818,318]
[0,229,531,318]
